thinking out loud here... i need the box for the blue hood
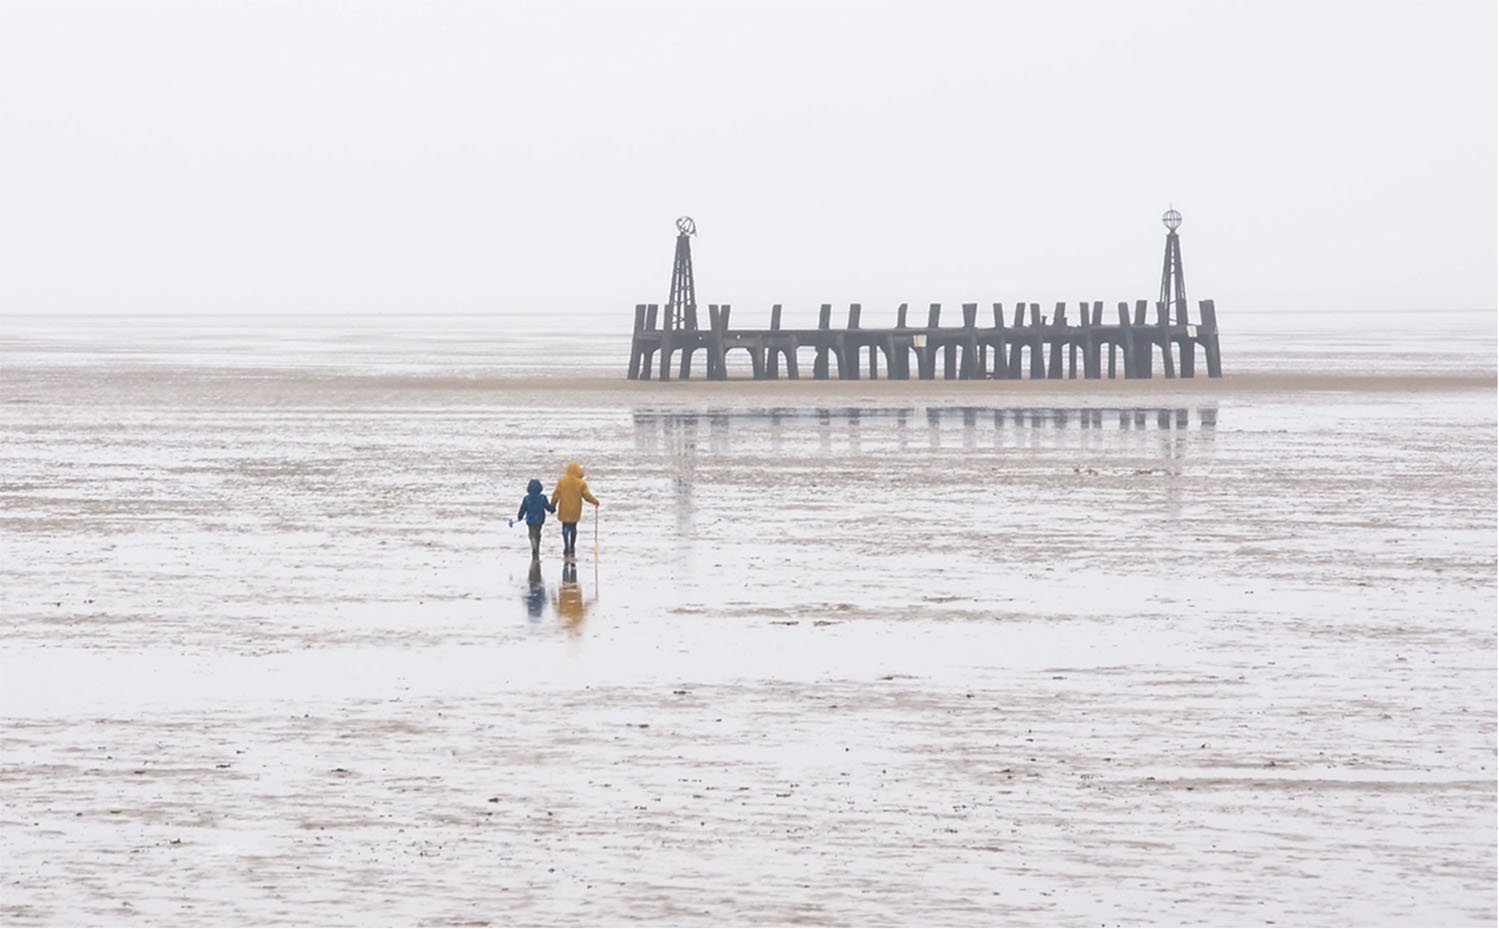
[527,478,543,493]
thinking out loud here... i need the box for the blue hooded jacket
[517,478,555,525]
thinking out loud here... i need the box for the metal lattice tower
[1158,208,1189,325]
[666,216,697,331]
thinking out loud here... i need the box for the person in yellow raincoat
[549,461,599,557]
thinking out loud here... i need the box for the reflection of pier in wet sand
[634,405,1218,434]
[633,406,1219,458]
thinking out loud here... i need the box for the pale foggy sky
[1,0,1494,317]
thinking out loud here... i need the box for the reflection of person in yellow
[553,561,593,635]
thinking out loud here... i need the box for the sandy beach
[1,327,1494,926]
[2,0,1494,918]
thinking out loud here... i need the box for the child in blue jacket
[515,478,555,559]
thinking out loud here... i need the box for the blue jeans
[561,522,578,552]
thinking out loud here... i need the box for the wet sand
[1,360,1494,925]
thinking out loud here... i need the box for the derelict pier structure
[627,212,1223,382]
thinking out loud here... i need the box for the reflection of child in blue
[525,559,547,620]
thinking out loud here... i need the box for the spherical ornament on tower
[1162,208,1182,232]
[675,216,697,236]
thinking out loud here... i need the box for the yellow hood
[550,461,598,523]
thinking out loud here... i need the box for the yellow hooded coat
[550,461,598,523]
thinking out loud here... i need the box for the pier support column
[704,306,720,380]
[915,342,935,380]
[1081,301,1102,378]
[1131,300,1151,378]
[748,338,767,380]
[919,304,941,380]
[1117,302,1137,378]
[1155,301,1176,379]
[960,303,981,379]
[841,305,860,380]
[636,305,659,380]
[876,335,897,379]
[1046,302,1066,379]
[658,322,674,381]
[705,305,730,381]
[990,303,1010,379]
[674,305,701,380]
[1029,304,1046,379]
[628,303,647,379]
[766,304,782,379]
[835,336,855,380]
[1200,299,1223,378]
[1175,297,1196,378]
[1006,303,1026,378]
[813,304,832,380]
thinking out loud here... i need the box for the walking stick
[593,503,599,555]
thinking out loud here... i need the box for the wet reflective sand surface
[1,315,1495,925]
